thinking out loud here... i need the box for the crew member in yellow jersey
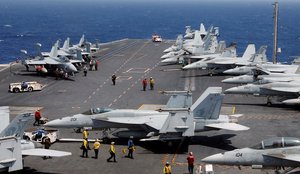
[83,129,89,139]
[163,162,171,174]
[93,139,101,159]
[107,141,117,162]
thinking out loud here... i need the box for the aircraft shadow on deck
[189,134,237,151]
[15,71,76,81]
[104,134,236,154]
[224,102,300,111]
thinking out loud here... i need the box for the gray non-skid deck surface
[0,39,300,174]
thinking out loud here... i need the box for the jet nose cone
[221,78,234,84]
[161,54,170,59]
[161,58,175,63]
[223,69,235,75]
[163,48,172,53]
[224,87,239,94]
[44,119,61,128]
[68,64,78,73]
[202,153,225,164]
[182,64,194,70]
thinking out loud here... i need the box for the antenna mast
[272,0,279,64]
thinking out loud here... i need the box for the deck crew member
[33,109,42,126]
[107,141,117,162]
[187,152,195,174]
[93,139,101,159]
[149,77,155,90]
[163,162,171,174]
[83,129,89,139]
[127,136,134,159]
[142,78,147,91]
[81,138,89,158]
[112,74,116,85]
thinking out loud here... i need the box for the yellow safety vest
[163,165,171,174]
[83,139,88,149]
[109,145,115,153]
[83,130,88,139]
[93,141,100,150]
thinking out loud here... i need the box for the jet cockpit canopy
[251,137,300,149]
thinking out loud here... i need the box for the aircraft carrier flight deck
[1,39,300,174]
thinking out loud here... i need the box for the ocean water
[0,0,299,64]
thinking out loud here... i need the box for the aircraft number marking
[70,118,77,121]
[235,153,242,157]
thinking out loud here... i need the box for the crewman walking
[127,136,134,159]
[163,162,172,174]
[187,152,195,174]
[142,78,147,91]
[149,77,155,90]
[43,137,52,159]
[93,139,101,159]
[107,142,117,162]
[33,109,41,126]
[112,74,116,85]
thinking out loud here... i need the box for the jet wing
[25,59,47,65]
[69,59,83,63]
[264,153,300,163]
[205,123,250,131]
[97,115,168,130]
[267,87,300,93]
[22,149,72,157]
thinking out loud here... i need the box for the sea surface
[0,0,299,64]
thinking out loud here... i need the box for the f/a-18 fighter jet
[45,87,249,141]
[202,137,300,174]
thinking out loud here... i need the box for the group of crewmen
[80,129,135,162]
[142,77,155,91]
[111,74,155,91]
[163,152,195,174]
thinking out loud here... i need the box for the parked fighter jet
[182,44,258,74]
[224,81,300,105]
[161,31,219,64]
[222,68,300,84]
[45,87,249,141]
[223,63,299,75]
[202,137,300,174]
[0,110,71,172]
[163,35,184,53]
[184,23,207,39]
[23,43,79,74]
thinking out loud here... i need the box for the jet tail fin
[78,34,85,47]
[159,87,223,137]
[251,45,267,63]
[241,44,256,60]
[0,113,34,137]
[62,38,70,50]
[49,44,58,57]
[191,87,223,119]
